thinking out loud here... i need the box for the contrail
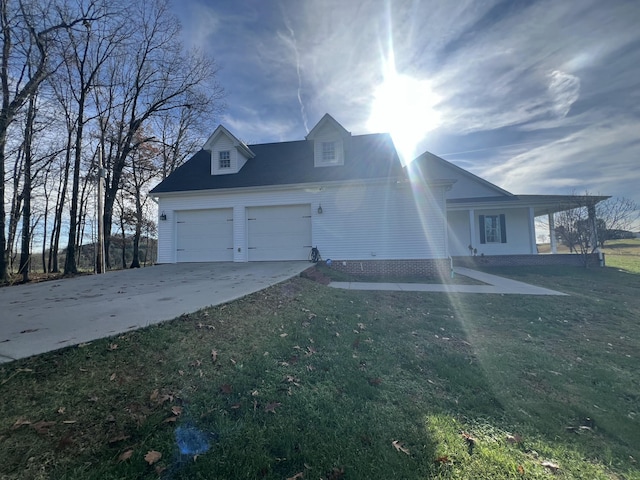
[281,10,309,133]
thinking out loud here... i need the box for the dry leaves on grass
[211,349,218,363]
[171,406,183,416]
[392,440,410,455]
[144,450,162,465]
[286,473,304,480]
[264,402,282,413]
[118,449,133,462]
[541,460,560,473]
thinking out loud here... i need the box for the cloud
[476,117,640,200]
[547,71,580,118]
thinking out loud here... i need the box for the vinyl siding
[156,181,448,263]
[447,207,534,256]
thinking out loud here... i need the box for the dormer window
[322,142,336,163]
[219,151,231,169]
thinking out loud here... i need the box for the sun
[367,59,441,164]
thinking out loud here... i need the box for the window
[218,150,231,169]
[479,214,507,244]
[321,142,336,162]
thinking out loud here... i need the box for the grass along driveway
[0,266,639,479]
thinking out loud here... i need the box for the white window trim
[218,150,231,169]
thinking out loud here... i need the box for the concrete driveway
[0,262,309,363]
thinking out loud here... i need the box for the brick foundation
[452,253,604,268]
[328,259,452,278]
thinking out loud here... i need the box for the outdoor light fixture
[160,211,167,221]
[317,204,323,214]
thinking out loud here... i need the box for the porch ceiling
[447,194,611,217]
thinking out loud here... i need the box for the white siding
[312,124,344,167]
[209,135,250,175]
[448,207,535,256]
[156,181,448,263]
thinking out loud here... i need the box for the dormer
[203,125,255,175]
[306,114,351,167]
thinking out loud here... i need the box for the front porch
[446,194,610,259]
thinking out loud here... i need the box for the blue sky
[174,0,640,207]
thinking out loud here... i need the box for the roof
[410,151,514,197]
[151,133,404,194]
[447,194,611,216]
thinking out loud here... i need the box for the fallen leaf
[178,370,184,376]
[280,333,288,338]
[78,342,91,348]
[392,440,410,455]
[57,433,74,450]
[211,349,218,363]
[155,465,167,475]
[286,472,304,480]
[230,403,241,409]
[326,466,345,480]
[264,402,282,413]
[144,450,162,465]
[517,465,525,474]
[220,384,233,394]
[110,373,116,381]
[32,420,57,435]
[12,418,31,429]
[62,420,77,424]
[108,434,131,444]
[171,406,183,416]
[506,434,523,444]
[118,449,133,462]
[435,455,451,464]
[150,389,159,401]
[57,407,65,414]
[541,460,560,473]
[163,416,178,423]
[108,343,118,351]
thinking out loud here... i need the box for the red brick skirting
[328,259,452,278]
[452,253,604,268]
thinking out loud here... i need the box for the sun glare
[367,62,441,164]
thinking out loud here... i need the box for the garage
[247,204,312,261]
[176,209,233,262]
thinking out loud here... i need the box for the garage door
[247,205,312,261]
[176,209,233,262]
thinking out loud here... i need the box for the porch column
[588,203,599,251]
[548,213,557,254]
[468,209,476,250]
[528,207,537,254]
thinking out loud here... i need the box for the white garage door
[247,204,312,261]
[176,209,233,262]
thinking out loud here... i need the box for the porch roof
[447,194,610,217]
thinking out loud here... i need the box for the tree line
[1,0,223,283]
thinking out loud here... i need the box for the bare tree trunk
[50,133,72,272]
[19,95,36,282]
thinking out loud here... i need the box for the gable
[203,125,255,175]
[410,151,513,200]
[306,113,351,167]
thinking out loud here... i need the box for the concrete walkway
[329,267,567,296]
[0,262,309,364]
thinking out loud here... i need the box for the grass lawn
[1,265,639,479]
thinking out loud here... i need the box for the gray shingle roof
[150,133,403,194]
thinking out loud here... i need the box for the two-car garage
[175,204,312,262]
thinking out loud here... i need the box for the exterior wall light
[317,204,323,214]
[160,211,167,221]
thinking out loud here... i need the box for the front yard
[1,265,638,479]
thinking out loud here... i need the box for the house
[150,114,607,274]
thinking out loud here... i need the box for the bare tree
[0,0,103,282]
[595,197,639,247]
[98,0,223,266]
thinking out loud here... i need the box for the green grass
[1,266,639,479]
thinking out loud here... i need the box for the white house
[150,114,607,274]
